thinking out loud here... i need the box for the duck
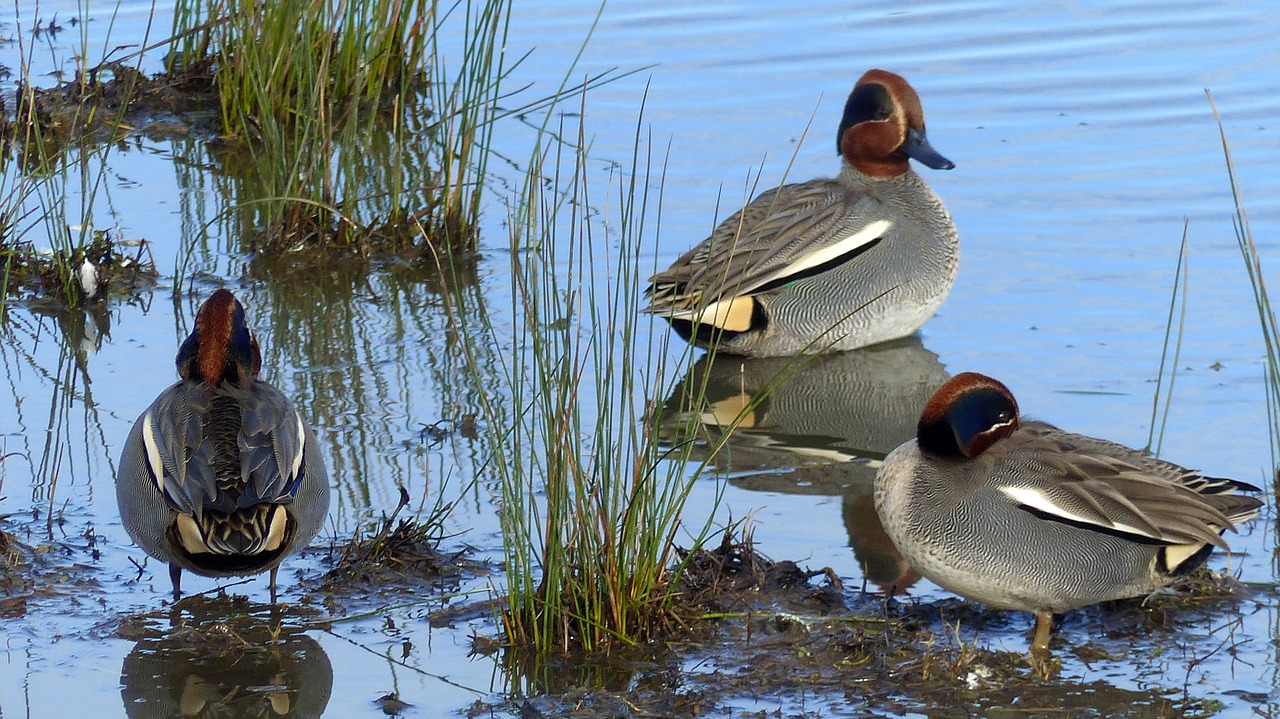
[116,289,330,601]
[874,372,1262,656]
[644,68,957,357]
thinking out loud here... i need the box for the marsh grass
[1202,92,1280,577]
[422,0,514,253]
[169,0,426,253]
[0,3,156,310]
[169,0,428,135]
[1205,91,1280,477]
[190,105,437,263]
[445,92,739,654]
[167,0,512,257]
[1146,96,1280,487]
[1145,225,1190,457]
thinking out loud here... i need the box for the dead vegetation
[0,524,30,616]
[320,487,471,590]
[0,61,170,309]
[0,52,448,300]
[4,61,221,152]
[0,517,110,619]
[479,587,1226,719]
[2,231,158,307]
[676,524,846,616]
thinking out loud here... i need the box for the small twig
[319,627,488,696]
[373,486,413,544]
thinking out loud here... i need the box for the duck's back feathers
[647,183,889,316]
[988,422,1257,551]
[138,380,310,522]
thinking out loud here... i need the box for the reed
[1206,91,1280,486]
[169,0,429,138]
[168,0,420,251]
[445,92,725,653]
[421,0,515,253]
[1145,225,1189,457]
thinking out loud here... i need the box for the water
[3,0,1280,716]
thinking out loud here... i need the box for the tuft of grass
[446,90,723,654]
[169,0,430,140]
[167,0,513,258]
[168,0,428,254]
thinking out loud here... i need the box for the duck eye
[875,105,892,121]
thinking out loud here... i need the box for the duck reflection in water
[659,337,948,593]
[119,598,332,719]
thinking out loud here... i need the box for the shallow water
[3,0,1280,717]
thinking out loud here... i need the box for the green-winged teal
[645,68,957,356]
[875,372,1262,655]
[116,289,330,601]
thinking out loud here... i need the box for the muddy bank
[469,535,1243,718]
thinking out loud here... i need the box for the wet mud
[471,536,1244,719]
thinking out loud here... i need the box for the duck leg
[270,566,279,604]
[169,565,183,601]
[1028,609,1056,677]
[1032,609,1053,654]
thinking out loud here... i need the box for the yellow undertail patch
[264,505,290,552]
[688,295,756,332]
[1163,542,1204,572]
[175,513,212,555]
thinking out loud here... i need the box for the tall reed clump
[447,102,720,654]
[167,0,511,255]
